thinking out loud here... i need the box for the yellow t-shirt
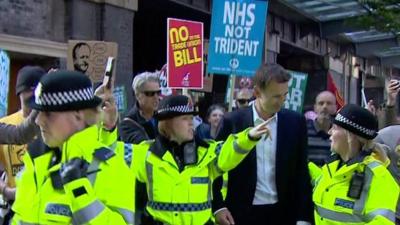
[0,111,27,187]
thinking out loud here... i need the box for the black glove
[60,157,89,185]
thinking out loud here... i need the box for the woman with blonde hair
[312,104,399,225]
[129,94,271,225]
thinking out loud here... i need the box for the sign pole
[182,88,189,96]
[228,75,236,112]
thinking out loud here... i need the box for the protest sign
[67,40,118,83]
[284,70,308,113]
[167,18,203,89]
[208,0,268,76]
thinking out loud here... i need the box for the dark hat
[15,66,46,95]
[154,95,197,121]
[333,104,378,140]
[29,70,102,112]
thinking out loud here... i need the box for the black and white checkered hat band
[157,104,194,114]
[335,113,376,136]
[35,87,94,106]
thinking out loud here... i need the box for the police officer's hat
[29,70,102,112]
[333,104,378,140]
[154,95,197,121]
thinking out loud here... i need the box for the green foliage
[353,0,400,33]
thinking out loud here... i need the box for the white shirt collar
[252,101,278,126]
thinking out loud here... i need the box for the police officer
[312,104,399,225]
[11,71,135,225]
[127,95,270,225]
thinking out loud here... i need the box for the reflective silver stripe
[316,205,364,222]
[207,174,212,201]
[87,159,100,186]
[111,206,135,224]
[147,201,211,211]
[214,142,225,174]
[317,205,396,223]
[353,161,382,215]
[72,200,105,225]
[214,160,224,174]
[145,151,153,201]
[109,141,117,151]
[353,165,374,215]
[366,161,380,169]
[233,141,248,154]
[124,143,133,167]
[222,180,228,188]
[365,208,396,222]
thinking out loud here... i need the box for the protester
[372,79,400,224]
[0,66,45,224]
[235,88,253,109]
[307,91,337,166]
[119,71,160,144]
[374,79,400,149]
[196,104,225,140]
[0,111,37,145]
[0,66,45,186]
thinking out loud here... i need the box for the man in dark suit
[213,63,313,225]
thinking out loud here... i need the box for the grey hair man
[120,71,161,143]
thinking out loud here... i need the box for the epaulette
[93,147,115,161]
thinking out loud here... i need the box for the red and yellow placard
[167,18,203,89]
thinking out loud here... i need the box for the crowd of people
[0,63,398,225]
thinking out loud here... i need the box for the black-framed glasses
[237,99,250,104]
[143,90,161,97]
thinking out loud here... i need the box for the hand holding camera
[386,79,400,107]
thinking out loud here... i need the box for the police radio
[183,141,197,166]
[347,171,365,199]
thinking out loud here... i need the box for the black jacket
[212,106,313,225]
[119,103,158,144]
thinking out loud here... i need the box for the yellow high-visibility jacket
[127,128,259,225]
[308,161,322,188]
[12,125,135,225]
[313,153,399,225]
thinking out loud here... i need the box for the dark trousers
[247,203,283,225]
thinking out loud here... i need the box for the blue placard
[208,0,268,77]
[0,50,10,117]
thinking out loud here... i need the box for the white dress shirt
[252,103,278,205]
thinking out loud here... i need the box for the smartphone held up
[103,57,115,90]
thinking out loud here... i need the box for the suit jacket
[212,106,313,224]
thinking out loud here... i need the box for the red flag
[327,71,345,109]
